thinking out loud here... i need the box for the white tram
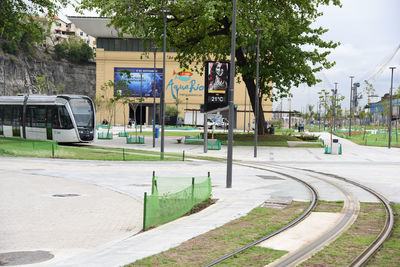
[0,95,96,143]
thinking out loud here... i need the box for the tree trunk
[236,48,267,134]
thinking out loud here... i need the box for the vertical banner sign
[204,61,230,112]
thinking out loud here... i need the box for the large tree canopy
[79,0,341,133]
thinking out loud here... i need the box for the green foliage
[165,105,179,116]
[54,42,68,60]
[34,74,65,95]
[67,39,94,63]
[0,1,65,55]
[2,41,19,55]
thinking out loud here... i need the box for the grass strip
[127,202,308,267]
[300,202,385,266]
[313,200,344,213]
[367,203,400,266]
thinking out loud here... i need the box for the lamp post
[388,66,396,149]
[153,45,157,148]
[243,87,246,133]
[140,73,143,133]
[254,27,263,158]
[332,83,337,131]
[160,8,169,159]
[349,76,354,136]
[226,0,237,188]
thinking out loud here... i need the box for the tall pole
[333,83,337,131]
[226,0,237,188]
[349,76,354,136]
[388,67,396,149]
[160,8,167,159]
[140,73,143,133]
[153,46,157,148]
[243,87,246,133]
[254,27,262,158]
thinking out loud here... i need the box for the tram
[0,94,95,143]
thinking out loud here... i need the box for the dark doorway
[129,104,147,125]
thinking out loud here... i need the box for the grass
[0,137,227,162]
[334,131,400,148]
[208,133,301,147]
[367,203,400,266]
[313,200,344,213]
[300,202,386,266]
[127,202,308,266]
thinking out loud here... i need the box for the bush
[54,43,68,60]
[2,41,19,55]
[68,41,93,63]
[165,105,179,116]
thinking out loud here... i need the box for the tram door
[12,106,22,137]
[46,107,53,140]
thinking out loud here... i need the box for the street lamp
[160,8,169,159]
[254,27,263,158]
[153,45,158,148]
[226,0,237,188]
[332,83,337,131]
[349,76,354,137]
[388,66,396,149]
[140,73,143,133]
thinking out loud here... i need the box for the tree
[34,75,65,94]
[79,0,341,134]
[1,0,68,54]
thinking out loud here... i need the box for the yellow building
[70,17,272,130]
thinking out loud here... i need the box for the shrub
[2,41,19,55]
[165,105,179,116]
[54,43,68,60]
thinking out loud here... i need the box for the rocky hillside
[0,49,96,99]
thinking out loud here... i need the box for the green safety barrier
[118,131,130,137]
[143,172,212,231]
[126,136,144,144]
[184,136,204,144]
[207,139,221,150]
[98,132,113,139]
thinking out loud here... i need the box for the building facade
[70,17,272,130]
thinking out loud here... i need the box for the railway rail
[204,163,394,267]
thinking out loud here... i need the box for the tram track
[203,162,394,267]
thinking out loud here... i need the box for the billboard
[204,61,230,112]
[114,67,163,97]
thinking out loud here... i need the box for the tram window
[58,106,73,129]
[0,106,3,125]
[12,106,22,126]
[31,106,46,128]
[26,106,33,127]
[4,106,12,125]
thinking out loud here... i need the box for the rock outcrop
[0,50,96,99]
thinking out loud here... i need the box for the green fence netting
[126,136,145,144]
[143,173,212,231]
[98,132,113,139]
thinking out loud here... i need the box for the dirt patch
[300,203,385,267]
[129,202,308,266]
[314,201,344,213]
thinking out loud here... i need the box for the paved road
[1,128,399,266]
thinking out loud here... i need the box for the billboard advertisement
[114,67,163,97]
[204,61,230,112]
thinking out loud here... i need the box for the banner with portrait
[204,61,230,112]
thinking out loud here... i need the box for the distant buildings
[35,16,96,51]
[367,93,400,125]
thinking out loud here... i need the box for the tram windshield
[69,98,94,127]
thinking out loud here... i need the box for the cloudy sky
[61,0,400,112]
[284,0,400,112]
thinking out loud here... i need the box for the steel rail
[203,164,319,267]
[298,169,394,267]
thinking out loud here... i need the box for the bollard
[182,150,185,161]
[51,144,55,158]
[143,192,147,231]
[191,177,195,213]
[123,148,125,161]
[152,171,156,195]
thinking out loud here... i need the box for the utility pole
[226,0,237,188]
[349,76,354,136]
[388,67,396,149]
[153,46,157,148]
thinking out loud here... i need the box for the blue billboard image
[114,67,163,97]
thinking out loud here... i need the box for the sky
[60,0,400,112]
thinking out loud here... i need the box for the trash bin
[155,126,159,138]
[331,139,340,155]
